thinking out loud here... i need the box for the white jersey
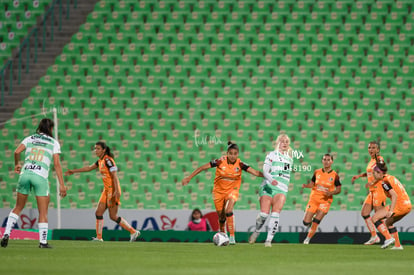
[261,150,293,193]
[20,133,61,179]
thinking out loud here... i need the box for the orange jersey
[310,168,341,196]
[95,156,119,190]
[367,156,384,192]
[210,156,249,194]
[381,175,412,208]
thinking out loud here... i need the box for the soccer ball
[213,232,229,246]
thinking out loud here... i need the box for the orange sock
[363,216,377,237]
[374,220,392,240]
[389,227,401,247]
[117,217,136,234]
[226,215,235,237]
[307,219,320,239]
[96,217,104,239]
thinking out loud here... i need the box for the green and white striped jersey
[262,150,293,193]
[20,133,61,179]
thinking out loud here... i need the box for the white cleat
[303,237,311,245]
[91,237,104,242]
[381,238,395,249]
[249,232,259,244]
[364,235,380,245]
[391,245,403,250]
[264,241,272,247]
[130,230,141,242]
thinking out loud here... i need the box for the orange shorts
[363,189,386,207]
[212,190,239,212]
[99,188,121,207]
[305,193,333,214]
[388,201,412,217]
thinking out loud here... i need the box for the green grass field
[1,241,413,275]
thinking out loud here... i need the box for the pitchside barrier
[51,230,414,245]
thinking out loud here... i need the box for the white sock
[38,223,48,244]
[265,212,280,242]
[4,212,19,236]
[255,212,269,232]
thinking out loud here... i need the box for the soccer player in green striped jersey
[1,118,67,248]
[249,134,294,247]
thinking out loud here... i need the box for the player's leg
[108,204,139,240]
[304,210,325,244]
[387,207,410,250]
[361,194,379,244]
[264,193,286,247]
[94,198,107,241]
[248,195,271,244]
[36,195,51,248]
[224,198,236,244]
[213,194,226,233]
[372,207,394,248]
[1,192,28,248]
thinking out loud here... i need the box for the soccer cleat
[1,234,9,248]
[248,232,259,244]
[364,235,380,245]
[39,243,52,249]
[391,245,403,250]
[229,236,236,245]
[130,230,141,242]
[303,237,311,245]
[91,237,104,242]
[264,241,272,247]
[381,238,395,249]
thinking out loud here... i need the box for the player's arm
[382,181,397,218]
[326,174,342,197]
[14,144,26,174]
[182,162,212,186]
[240,161,263,177]
[53,154,67,198]
[263,162,278,186]
[387,188,398,218]
[65,163,98,175]
[110,170,121,198]
[351,172,367,184]
[302,173,316,188]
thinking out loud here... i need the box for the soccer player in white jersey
[1,118,67,248]
[249,134,293,247]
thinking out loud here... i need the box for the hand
[64,170,74,176]
[182,177,190,186]
[59,185,67,198]
[302,184,307,188]
[386,211,394,218]
[271,180,278,186]
[15,164,22,174]
[351,175,359,184]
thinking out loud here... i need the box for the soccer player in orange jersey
[351,141,386,245]
[65,141,140,242]
[182,141,263,245]
[302,153,341,244]
[371,161,412,250]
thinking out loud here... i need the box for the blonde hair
[275,134,292,156]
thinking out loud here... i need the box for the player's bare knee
[303,220,311,227]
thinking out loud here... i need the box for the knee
[225,212,233,217]
[110,215,118,222]
[303,220,311,227]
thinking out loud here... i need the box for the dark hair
[190,208,203,221]
[369,140,380,150]
[96,141,114,158]
[322,153,334,161]
[227,141,239,152]
[375,160,388,173]
[36,118,54,137]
